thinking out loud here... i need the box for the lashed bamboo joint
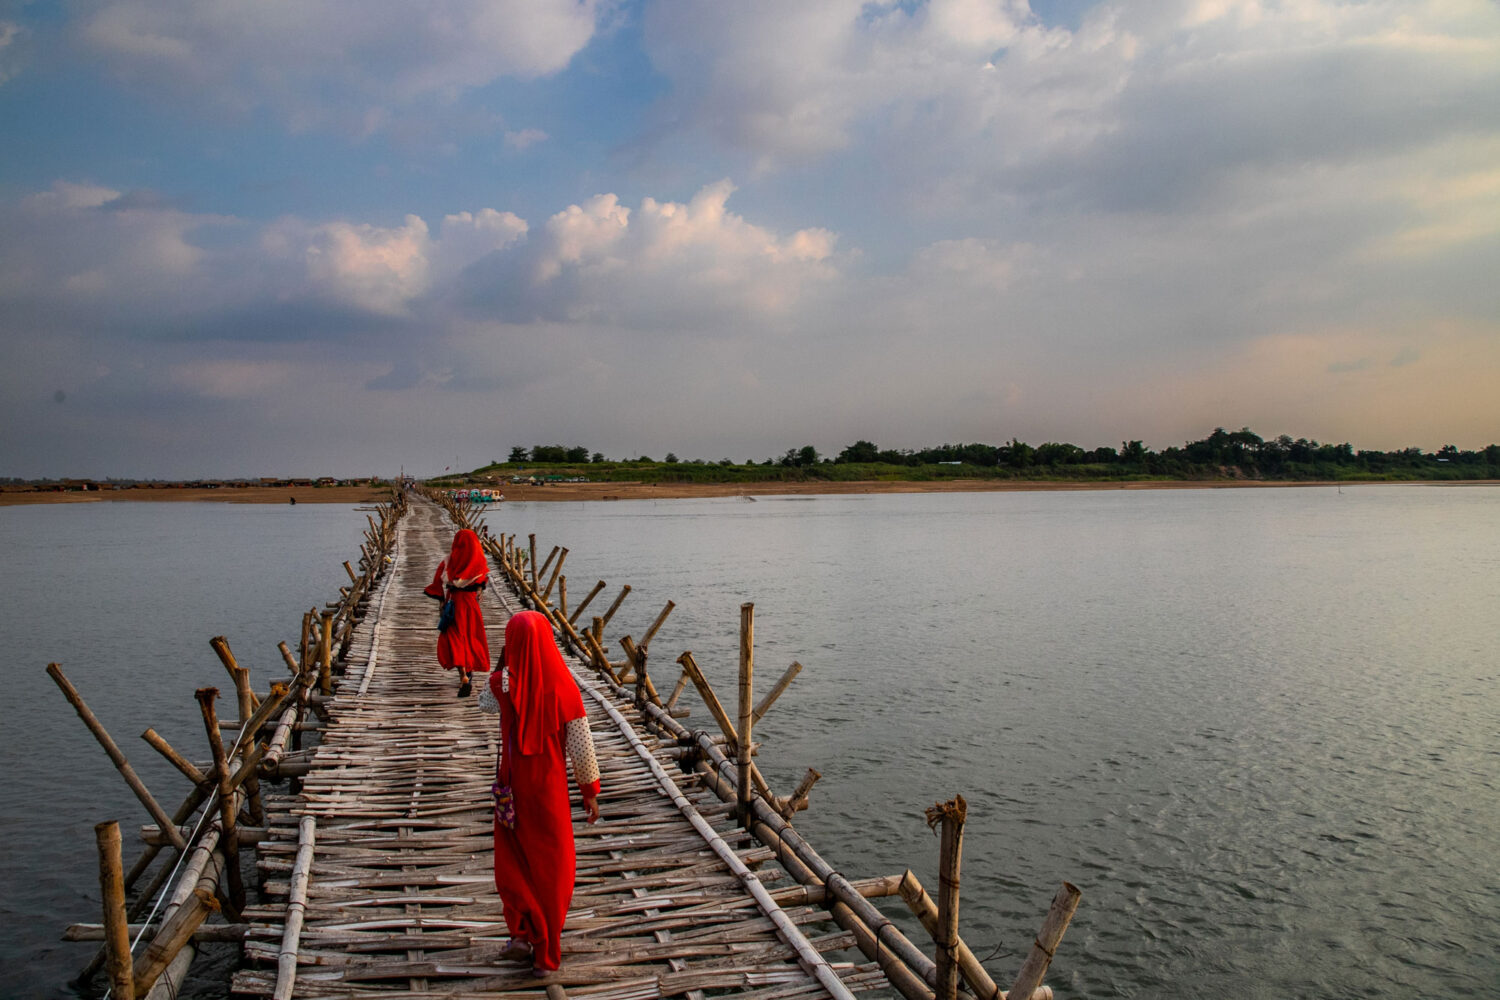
[54,487,1080,1000]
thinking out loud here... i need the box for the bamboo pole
[785,766,821,814]
[619,636,663,708]
[541,547,568,601]
[664,669,691,711]
[925,796,967,1000]
[600,584,631,627]
[318,611,334,695]
[752,661,802,723]
[528,535,538,592]
[897,871,1053,1000]
[272,815,316,1000]
[1005,883,1081,1000]
[210,636,259,716]
[343,560,357,584]
[737,603,755,823]
[536,544,560,583]
[641,599,676,649]
[46,664,187,852]
[677,652,738,743]
[194,688,244,911]
[94,821,134,1000]
[141,728,209,787]
[558,576,568,621]
[568,580,608,625]
[132,888,217,998]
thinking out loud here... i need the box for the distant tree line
[487,429,1499,482]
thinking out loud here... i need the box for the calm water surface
[2,488,1496,998]
[0,502,369,998]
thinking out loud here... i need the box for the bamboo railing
[52,490,407,997]
[424,486,1080,1000]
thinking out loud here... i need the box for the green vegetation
[433,430,1500,486]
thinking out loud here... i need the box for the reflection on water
[3,488,1497,998]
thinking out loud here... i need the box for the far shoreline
[4,478,1494,507]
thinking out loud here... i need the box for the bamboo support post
[277,641,298,675]
[194,687,244,911]
[568,580,607,625]
[1006,883,1081,1000]
[925,796,967,1000]
[753,661,802,723]
[133,887,218,997]
[210,636,259,716]
[677,651,738,743]
[317,611,334,695]
[600,584,631,627]
[528,534,538,592]
[785,766,822,815]
[897,871,1052,1000]
[141,728,210,787]
[536,543,560,584]
[618,635,663,707]
[737,603,755,823]
[664,668,691,711]
[297,613,312,673]
[641,599,676,648]
[542,547,568,601]
[558,576,567,620]
[95,821,135,1000]
[46,664,187,852]
[343,560,357,584]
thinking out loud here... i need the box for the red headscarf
[493,610,585,755]
[445,528,489,585]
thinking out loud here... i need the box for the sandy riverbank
[5,478,1489,507]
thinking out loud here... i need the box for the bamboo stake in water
[568,580,608,625]
[925,795,967,1000]
[46,664,186,852]
[1006,883,1081,1000]
[737,603,754,823]
[94,821,134,1000]
[752,661,802,723]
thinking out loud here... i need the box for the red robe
[424,529,491,673]
[491,611,599,971]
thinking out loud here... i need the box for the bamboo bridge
[53,491,1079,1000]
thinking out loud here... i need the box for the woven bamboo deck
[231,501,888,1000]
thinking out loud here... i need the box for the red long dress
[423,528,491,673]
[490,611,600,972]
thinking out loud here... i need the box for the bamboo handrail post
[926,795,967,1000]
[94,821,135,1000]
[753,661,803,723]
[46,664,187,852]
[342,560,357,584]
[298,611,312,672]
[194,687,244,910]
[528,534,538,591]
[210,636,259,716]
[557,576,568,621]
[898,870,1049,1000]
[737,603,755,824]
[277,641,298,675]
[600,584,632,627]
[1006,883,1081,1000]
[568,580,608,625]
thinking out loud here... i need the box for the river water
[2,488,1496,998]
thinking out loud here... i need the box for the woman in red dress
[477,610,601,976]
[423,528,491,696]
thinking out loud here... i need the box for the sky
[1,0,1497,478]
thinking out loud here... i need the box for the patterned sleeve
[564,716,600,797]
[476,683,500,714]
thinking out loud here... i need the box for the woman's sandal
[498,938,532,962]
[457,674,472,698]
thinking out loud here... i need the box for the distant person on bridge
[423,527,491,696]
[477,610,601,977]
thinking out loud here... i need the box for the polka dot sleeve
[565,716,600,796]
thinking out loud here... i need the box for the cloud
[503,128,549,150]
[74,0,608,132]
[460,179,842,327]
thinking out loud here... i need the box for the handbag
[492,780,516,829]
[437,597,456,633]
